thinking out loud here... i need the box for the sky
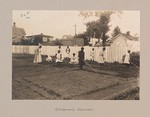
[13,10,140,39]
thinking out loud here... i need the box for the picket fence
[12,45,134,63]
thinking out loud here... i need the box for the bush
[130,51,140,66]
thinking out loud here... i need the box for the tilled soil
[12,54,139,100]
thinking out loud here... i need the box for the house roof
[110,33,139,42]
[122,34,139,41]
[12,26,26,36]
[94,42,111,47]
[62,35,74,40]
[27,34,53,38]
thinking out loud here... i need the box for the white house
[108,32,140,62]
[89,38,98,46]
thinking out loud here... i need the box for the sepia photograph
[12,10,140,100]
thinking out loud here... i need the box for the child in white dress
[66,46,70,58]
[55,50,62,63]
[99,47,106,64]
[124,50,131,66]
[70,53,78,64]
[90,48,95,61]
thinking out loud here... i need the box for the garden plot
[12,54,139,100]
[24,69,120,99]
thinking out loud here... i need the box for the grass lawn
[12,54,139,100]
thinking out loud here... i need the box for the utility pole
[73,24,77,37]
[73,24,77,46]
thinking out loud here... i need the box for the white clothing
[124,53,130,64]
[70,56,78,64]
[99,51,105,63]
[46,55,52,62]
[90,50,95,61]
[56,53,62,62]
[66,48,70,54]
[66,48,70,58]
[33,47,42,63]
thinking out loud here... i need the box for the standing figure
[90,48,95,61]
[58,45,61,53]
[78,47,85,70]
[66,46,70,58]
[99,47,106,65]
[55,50,62,63]
[33,45,42,63]
[124,50,131,66]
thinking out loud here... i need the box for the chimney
[126,31,130,36]
[13,22,16,27]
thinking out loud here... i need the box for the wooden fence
[12,45,138,63]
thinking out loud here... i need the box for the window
[43,37,48,42]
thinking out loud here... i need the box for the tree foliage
[112,26,121,37]
[77,11,122,46]
[85,11,112,46]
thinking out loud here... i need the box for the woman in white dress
[124,50,131,66]
[33,46,42,63]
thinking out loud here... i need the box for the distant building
[108,32,140,62]
[61,38,84,46]
[26,33,53,45]
[89,38,98,46]
[12,22,26,44]
[110,32,140,52]
[62,35,74,40]
[89,38,111,47]
[60,35,84,46]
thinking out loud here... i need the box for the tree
[85,11,112,47]
[98,12,112,46]
[112,26,121,37]
[86,21,100,38]
[78,11,122,46]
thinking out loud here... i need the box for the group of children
[33,45,79,64]
[53,46,78,64]
[90,47,106,64]
[33,45,131,67]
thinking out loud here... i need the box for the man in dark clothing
[78,47,85,70]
